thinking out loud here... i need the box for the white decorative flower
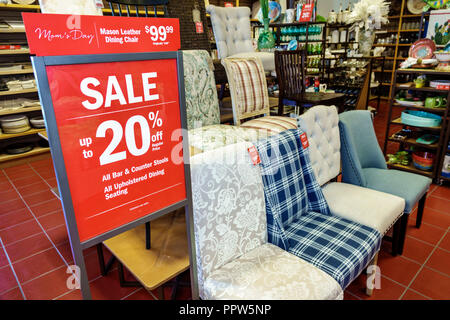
[348,0,390,30]
[216,188,237,216]
[216,231,238,266]
[234,198,262,231]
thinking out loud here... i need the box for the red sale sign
[22,12,180,56]
[45,58,186,242]
[299,4,314,22]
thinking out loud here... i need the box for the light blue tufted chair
[339,110,432,255]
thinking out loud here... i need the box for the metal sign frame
[31,51,198,300]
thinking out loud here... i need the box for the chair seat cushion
[188,124,264,153]
[229,51,275,71]
[241,116,298,134]
[285,211,381,289]
[362,168,432,213]
[322,182,405,235]
[203,243,343,300]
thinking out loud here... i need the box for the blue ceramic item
[401,110,442,127]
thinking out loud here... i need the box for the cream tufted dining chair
[298,105,406,256]
[206,5,275,72]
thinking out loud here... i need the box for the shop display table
[279,92,346,114]
[50,183,190,298]
[103,209,190,293]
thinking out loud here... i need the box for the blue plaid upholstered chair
[339,111,432,255]
[190,142,343,300]
[255,129,382,293]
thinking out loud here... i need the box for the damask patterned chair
[338,110,432,255]
[298,105,406,256]
[190,142,343,300]
[255,129,382,293]
[221,57,298,134]
[182,50,264,154]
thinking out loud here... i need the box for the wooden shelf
[384,57,407,60]
[388,136,439,149]
[376,29,421,34]
[0,88,37,96]
[392,103,446,114]
[391,117,442,131]
[0,128,46,141]
[0,4,40,11]
[369,95,390,100]
[387,162,434,178]
[0,68,34,76]
[0,49,30,55]
[397,69,450,76]
[0,29,25,33]
[0,106,41,116]
[374,43,413,47]
[395,85,449,93]
[0,146,49,164]
[388,13,428,19]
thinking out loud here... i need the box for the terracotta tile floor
[0,104,449,300]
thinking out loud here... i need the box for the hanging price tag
[248,146,261,165]
[94,0,104,8]
[300,132,309,149]
[195,21,204,34]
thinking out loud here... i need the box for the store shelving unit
[0,2,49,167]
[253,21,327,80]
[436,117,450,183]
[324,56,385,112]
[372,0,430,100]
[383,69,450,181]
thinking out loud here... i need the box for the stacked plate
[5,142,34,155]
[30,116,45,129]
[0,114,31,134]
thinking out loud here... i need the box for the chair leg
[391,215,403,256]
[397,214,409,256]
[416,193,427,229]
[365,253,379,296]
[277,101,284,116]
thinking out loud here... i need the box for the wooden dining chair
[275,50,345,115]
[106,0,169,17]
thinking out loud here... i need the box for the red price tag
[299,4,314,22]
[94,0,104,8]
[300,132,309,149]
[248,146,261,165]
[195,22,204,34]
[46,59,186,242]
